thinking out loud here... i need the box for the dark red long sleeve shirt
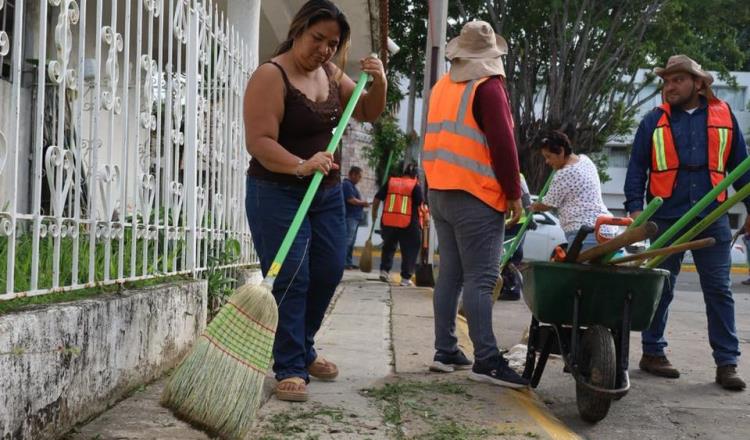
[472,76,521,200]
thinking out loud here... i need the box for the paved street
[369,252,750,439]
[490,270,750,440]
[69,252,750,440]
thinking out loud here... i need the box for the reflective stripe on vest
[423,74,508,212]
[382,177,417,228]
[649,99,733,202]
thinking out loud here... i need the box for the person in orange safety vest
[371,163,423,287]
[422,21,527,389]
[624,55,749,390]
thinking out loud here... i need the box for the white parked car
[682,240,747,266]
[521,211,567,261]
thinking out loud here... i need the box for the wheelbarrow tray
[521,261,669,331]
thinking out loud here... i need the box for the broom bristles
[360,239,373,273]
[162,283,278,439]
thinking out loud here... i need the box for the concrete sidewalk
[67,271,578,440]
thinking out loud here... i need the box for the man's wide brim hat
[654,54,715,99]
[446,21,507,82]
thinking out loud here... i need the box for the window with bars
[0,0,15,82]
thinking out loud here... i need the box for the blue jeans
[429,190,504,362]
[643,215,739,367]
[345,217,360,266]
[245,176,346,381]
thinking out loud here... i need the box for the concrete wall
[0,279,207,440]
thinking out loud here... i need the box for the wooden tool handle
[609,237,716,265]
[577,221,658,264]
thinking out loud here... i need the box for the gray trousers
[429,189,505,362]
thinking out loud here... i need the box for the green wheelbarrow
[519,261,669,423]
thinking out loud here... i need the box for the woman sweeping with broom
[242,0,386,402]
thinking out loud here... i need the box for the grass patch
[255,404,347,439]
[0,225,184,295]
[363,379,540,439]
[0,274,190,315]
[361,380,473,439]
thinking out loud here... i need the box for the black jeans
[379,223,421,279]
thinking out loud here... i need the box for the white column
[227,0,260,69]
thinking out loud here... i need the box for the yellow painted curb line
[356,249,747,274]
[681,264,748,274]
[454,314,581,440]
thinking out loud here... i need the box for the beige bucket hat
[654,55,715,99]
[446,21,508,82]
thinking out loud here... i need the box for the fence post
[184,0,200,274]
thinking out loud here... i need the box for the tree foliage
[364,114,410,184]
[388,0,750,192]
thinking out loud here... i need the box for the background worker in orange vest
[371,163,424,287]
[625,55,750,390]
[422,21,527,389]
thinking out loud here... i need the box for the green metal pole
[646,181,750,268]
[646,155,750,253]
[600,197,663,263]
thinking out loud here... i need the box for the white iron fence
[0,0,258,300]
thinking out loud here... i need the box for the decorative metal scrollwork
[48,0,80,90]
[173,0,188,44]
[138,173,156,223]
[0,130,7,174]
[170,181,184,227]
[0,1,8,57]
[172,76,185,147]
[101,26,123,114]
[0,213,13,237]
[144,0,162,17]
[140,55,158,131]
[44,146,75,218]
[97,164,121,225]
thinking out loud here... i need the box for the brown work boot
[639,354,680,378]
[716,365,746,391]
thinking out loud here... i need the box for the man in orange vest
[625,55,750,390]
[371,163,424,287]
[422,21,527,388]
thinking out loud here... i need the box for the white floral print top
[542,154,614,234]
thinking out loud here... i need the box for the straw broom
[161,71,371,439]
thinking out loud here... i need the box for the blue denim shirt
[342,178,364,221]
[624,97,750,219]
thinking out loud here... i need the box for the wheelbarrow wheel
[576,325,616,423]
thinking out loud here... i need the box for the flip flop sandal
[275,377,308,402]
[309,357,339,381]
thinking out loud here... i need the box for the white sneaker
[399,279,414,287]
[379,271,390,282]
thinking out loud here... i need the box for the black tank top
[247,61,343,186]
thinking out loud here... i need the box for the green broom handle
[382,150,394,185]
[646,181,750,268]
[646,155,750,254]
[265,72,370,282]
[600,196,663,263]
[500,172,555,268]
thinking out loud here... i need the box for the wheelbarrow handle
[608,237,716,265]
[593,215,633,243]
[564,225,595,263]
[577,222,659,264]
